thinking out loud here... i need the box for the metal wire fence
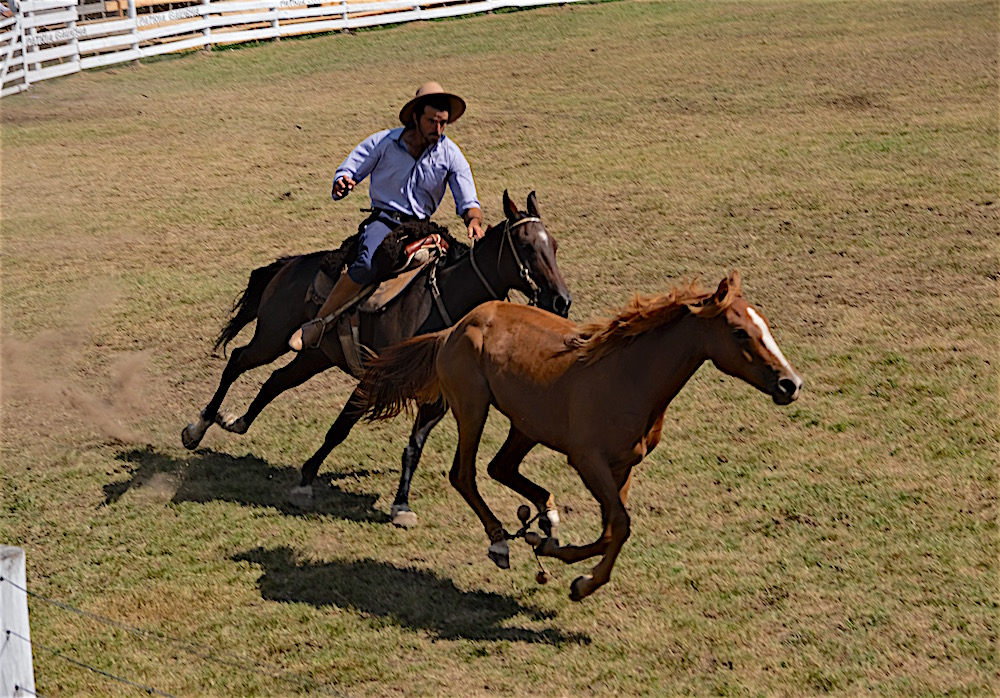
[1,573,350,696]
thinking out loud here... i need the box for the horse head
[491,190,572,317]
[694,270,803,405]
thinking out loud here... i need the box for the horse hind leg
[216,349,333,435]
[182,331,289,450]
[182,345,254,449]
[181,410,214,450]
[485,426,559,543]
[446,385,509,568]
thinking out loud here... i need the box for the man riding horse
[289,82,485,352]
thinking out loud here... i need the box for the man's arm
[332,129,392,200]
[463,207,484,240]
[446,145,483,239]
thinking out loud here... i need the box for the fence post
[66,0,80,73]
[22,1,35,79]
[126,0,138,64]
[201,0,211,51]
[0,546,35,698]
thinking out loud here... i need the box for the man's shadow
[234,546,591,646]
[105,446,389,522]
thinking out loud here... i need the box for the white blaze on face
[746,306,793,372]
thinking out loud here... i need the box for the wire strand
[12,682,47,698]
[0,576,346,697]
[7,629,174,698]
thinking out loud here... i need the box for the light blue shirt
[334,127,481,219]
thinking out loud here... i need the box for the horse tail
[358,332,448,421]
[213,257,292,354]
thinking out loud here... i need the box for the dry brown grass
[2,0,997,695]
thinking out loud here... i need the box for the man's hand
[333,175,356,199]
[464,207,484,240]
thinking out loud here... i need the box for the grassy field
[2,0,997,695]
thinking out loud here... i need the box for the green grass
[2,0,998,695]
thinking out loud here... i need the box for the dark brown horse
[181,192,572,525]
[358,271,802,600]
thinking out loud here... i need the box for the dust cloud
[2,291,153,444]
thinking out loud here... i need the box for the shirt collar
[392,127,447,155]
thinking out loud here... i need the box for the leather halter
[469,215,543,304]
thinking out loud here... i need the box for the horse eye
[733,328,751,341]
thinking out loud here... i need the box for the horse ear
[713,275,730,304]
[728,269,742,295]
[503,190,519,220]
[526,191,541,218]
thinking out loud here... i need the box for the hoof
[524,531,542,547]
[390,505,418,528]
[487,539,510,569]
[536,536,561,556]
[181,424,201,450]
[536,570,550,585]
[215,410,248,434]
[287,485,314,509]
[570,574,594,602]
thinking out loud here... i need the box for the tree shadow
[105,446,389,522]
[233,546,591,646]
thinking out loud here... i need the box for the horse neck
[436,229,510,318]
[616,314,708,414]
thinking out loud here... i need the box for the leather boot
[289,272,365,351]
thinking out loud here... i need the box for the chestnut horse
[357,271,802,600]
[181,192,572,524]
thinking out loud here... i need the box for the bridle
[426,215,546,327]
[469,215,543,304]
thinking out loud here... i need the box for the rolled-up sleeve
[333,129,391,199]
[446,146,481,216]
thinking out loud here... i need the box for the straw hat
[398,82,466,125]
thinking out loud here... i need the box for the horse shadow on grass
[234,546,591,646]
[104,446,389,523]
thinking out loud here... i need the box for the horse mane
[565,274,742,364]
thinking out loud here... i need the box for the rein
[469,216,543,304]
[429,215,544,326]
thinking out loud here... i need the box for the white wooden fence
[0,546,35,698]
[0,0,576,98]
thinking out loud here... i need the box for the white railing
[1,0,576,97]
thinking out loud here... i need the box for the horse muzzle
[538,291,572,318]
[772,374,803,405]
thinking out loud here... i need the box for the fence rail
[1,0,576,97]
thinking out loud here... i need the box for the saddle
[306,232,450,376]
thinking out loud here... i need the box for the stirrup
[294,318,327,351]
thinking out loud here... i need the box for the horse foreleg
[218,349,333,434]
[288,388,365,509]
[565,457,631,602]
[390,400,446,528]
[534,461,635,566]
[486,427,559,542]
